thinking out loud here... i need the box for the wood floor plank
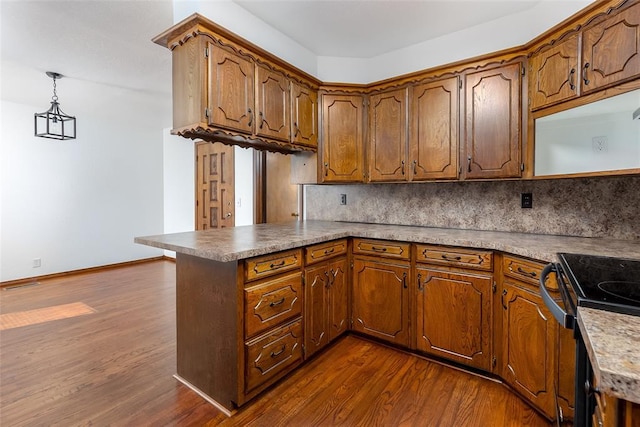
[0,260,551,426]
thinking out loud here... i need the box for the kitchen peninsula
[135,220,640,419]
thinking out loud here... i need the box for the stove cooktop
[558,253,640,316]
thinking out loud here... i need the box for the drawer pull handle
[269,298,285,307]
[371,246,388,252]
[502,289,508,310]
[417,273,423,291]
[569,68,576,91]
[413,159,417,175]
[270,260,286,269]
[324,248,335,255]
[583,62,590,85]
[247,108,253,127]
[402,272,407,289]
[441,254,462,261]
[270,345,285,358]
[401,160,405,175]
[517,266,537,278]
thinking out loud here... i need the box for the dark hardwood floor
[0,260,551,426]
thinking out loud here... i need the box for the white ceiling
[0,0,592,97]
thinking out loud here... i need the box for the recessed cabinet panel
[321,94,365,182]
[465,63,522,179]
[416,267,492,371]
[501,281,556,419]
[410,77,459,180]
[291,82,318,148]
[369,89,408,182]
[582,2,640,93]
[208,43,255,134]
[256,65,290,142]
[352,258,410,347]
[530,34,579,110]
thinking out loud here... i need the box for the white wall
[317,1,592,83]
[234,146,254,227]
[0,62,169,281]
[173,0,317,76]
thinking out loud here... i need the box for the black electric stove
[558,252,640,317]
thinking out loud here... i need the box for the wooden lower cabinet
[352,257,411,347]
[304,257,349,359]
[500,278,557,419]
[416,266,493,371]
[557,324,576,421]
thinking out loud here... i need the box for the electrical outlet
[340,194,347,205]
[592,136,608,153]
[33,258,41,268]
[521,193,533,209]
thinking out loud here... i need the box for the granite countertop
[578,307,640,404]
[134,220,640,263]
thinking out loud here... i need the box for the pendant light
[34,71,76,140]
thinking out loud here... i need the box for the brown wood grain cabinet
[464,62,523,179]
[320,93,366,182]
[255,65,291,142]
[304,240,349,359]
[208,43,255,134]
[352,239,411,347]
[368,88,408,182]
[415,245,494,371]
[153,14,319,153]
[291,81,318,148]
[582,2,640,94]
[529,34,580,110]
[410,77,459,180]
[530,2,640,111]
[500,255,557,420]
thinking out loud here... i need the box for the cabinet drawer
[305,239,348,265]
[503,255,556,289]
[245,318,303,393]
[416,245,493,271]
[244,272,302,339]
[353,238,410,260]
[245,249,302,282]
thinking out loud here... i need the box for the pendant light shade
[34,71,76,140]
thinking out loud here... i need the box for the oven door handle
[540,263,575,330]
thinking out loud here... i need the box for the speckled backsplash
[305,176,640,240]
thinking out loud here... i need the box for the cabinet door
[321,94,365,182]
[410,77,459,180]
[582,2,640,93]
[256,65,290,142]
[328,258,349,342]
[304,264,329,359]
[291,82,318,148]
[208,43,254,134]
[530,34,579,110]
[416,267,492,371]
[368,88,408,182]
[501,280,556,419]
[464,63,522,179]
[352,257,410,347]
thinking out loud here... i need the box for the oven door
[540,263,593,427]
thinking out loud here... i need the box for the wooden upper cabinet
[255,65,290,142]
[291,82,318,148]
[410,77,459,180]
[321,93,365,182]
[368,88,408,182]
[530,34,579,110]
[208,42,255,135]
[582,2,640,93]
[464,63,522,179]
